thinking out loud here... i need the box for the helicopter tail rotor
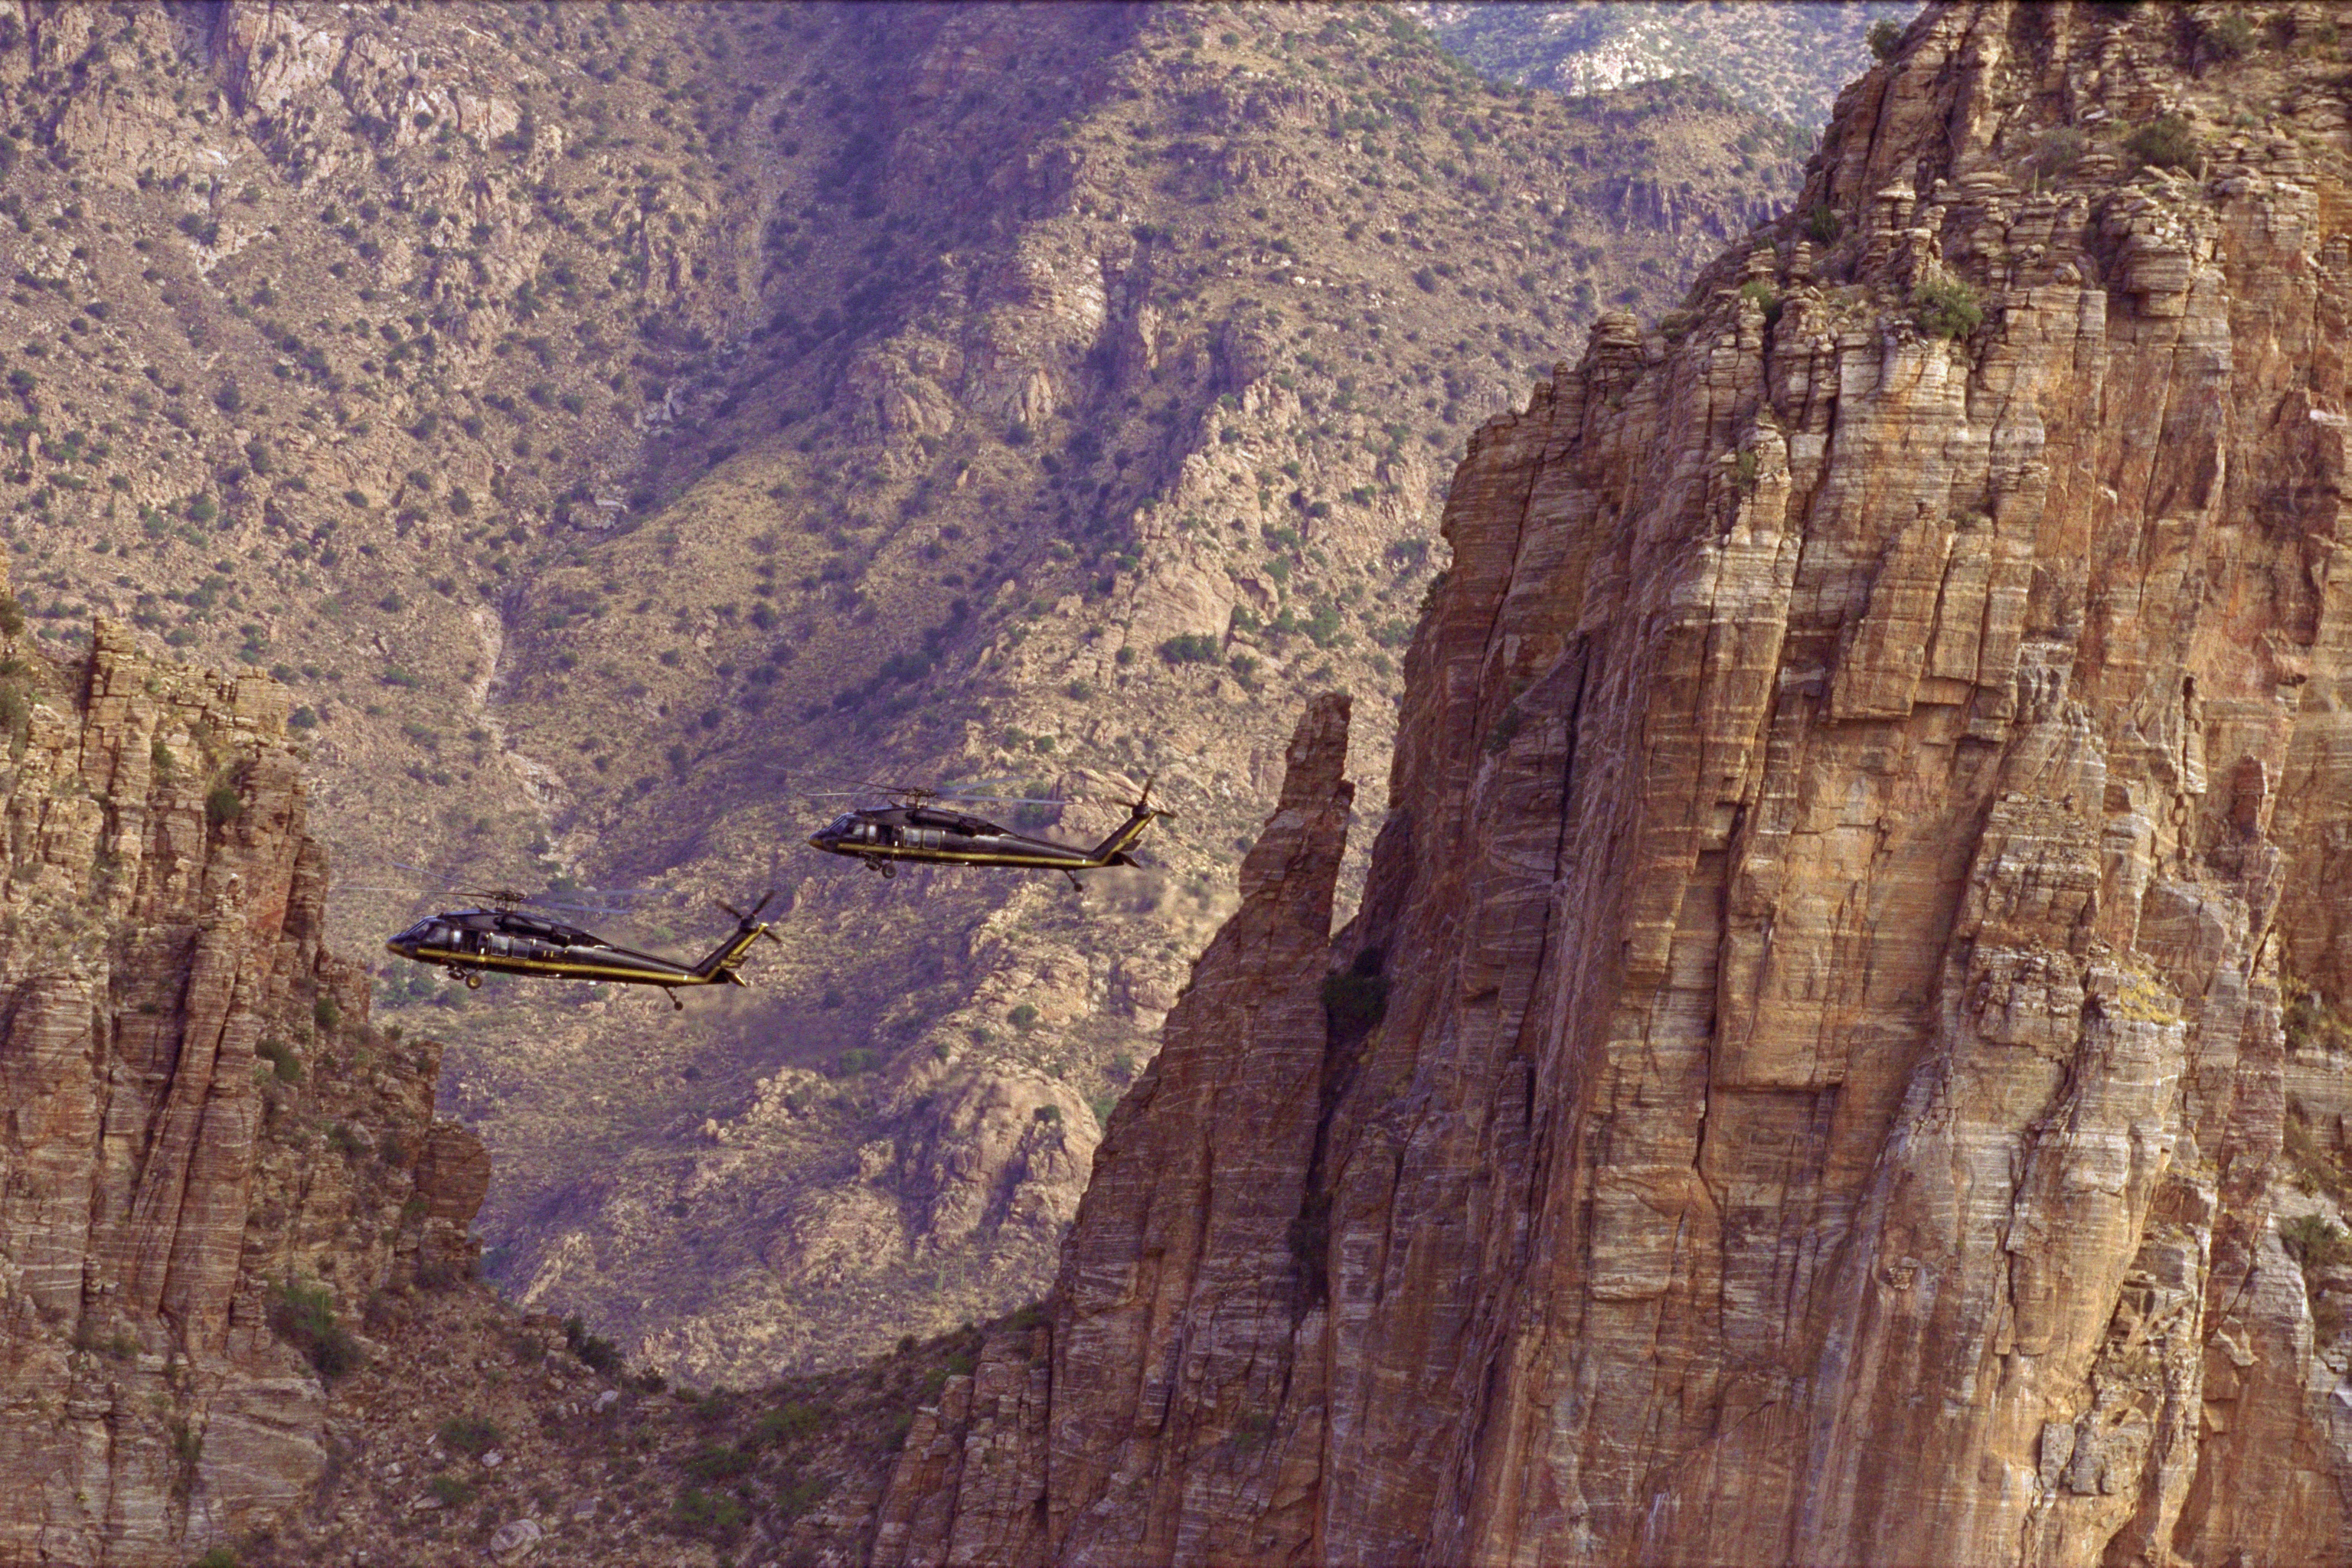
[718,890,785,943]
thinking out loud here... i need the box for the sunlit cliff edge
[870,4,2352,1563]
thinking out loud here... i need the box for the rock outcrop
[873,5,2352,1563]
[0,610,481,1567]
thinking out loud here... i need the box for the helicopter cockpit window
[825,815,858,838]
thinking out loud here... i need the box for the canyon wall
[0,608,482,1568]
[876,3,2352,1563]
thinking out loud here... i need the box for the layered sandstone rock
[0,612,480,1567]
[876,5,2352,1563]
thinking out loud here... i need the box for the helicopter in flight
[381,884,782,1009]
[805,776,1172,888]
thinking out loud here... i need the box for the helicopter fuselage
[806,803,1147,876]
[384,902,773,996]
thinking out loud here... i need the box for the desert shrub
[205,780,243,827]
[2201,9,2256,60]
[1867,18,1904,60]
[1007,1002,1039,1029]
[2025,126,2089,181]
[255,1038,300,1083]
[270,1280,359,1380]
[1034,1103,1061,1125]
[1805,204,1842,245]
[2282,1213,2352,1270]
[753,1403,824,1446]
[313,995,341,1032]
[1911,277,1984,341]
[774,1467,833,1515]
[2124,113,2197,171]
[438,1414,501,1455]
[1159,632,1220,665]
[428,1473,477,1507]
[672,1488,748,1537]
[1739,279,1782,325]
[563,1314,625,1375]
[683,1444,753,1483]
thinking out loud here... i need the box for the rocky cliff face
[0,605,485,1567]
[873,4,2352,1562]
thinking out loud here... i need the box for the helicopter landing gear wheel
[880,861,897,880]
[466,972,482,989]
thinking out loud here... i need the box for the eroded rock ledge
[871,4,2352,1563]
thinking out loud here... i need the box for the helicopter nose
[384,940,405,959]
[807,835,827,851]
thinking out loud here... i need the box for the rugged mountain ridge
[871,3,2352,1563]
[1414,0,1924,130]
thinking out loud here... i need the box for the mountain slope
[452,2,1811,1383]
[3,0,1806,1385]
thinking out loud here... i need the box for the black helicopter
[805,777,1171,887]
[383,889,781,1008]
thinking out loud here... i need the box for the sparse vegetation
[564,1314,626,1376]
[2282,1213,2352,1272]
[2124,113,2197,172]
[1910,277,1984,341]
[1159,632,1221,665]
[270,1279,360,1380]
[438,1414,502,1456]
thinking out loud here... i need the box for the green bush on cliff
[204,780,242,828]
[563,1313,625,1376]
[2281,1213,2352,1271]
[1910,277,1984,341]
[2200,10,2256,61]
[270,1279,360,1380]
[255,1038,300,1083]
[2125,113,2197,171]
[752,1402,824,1446]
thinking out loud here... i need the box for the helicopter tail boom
[690,891,782,982]
[1082,778,1169,867]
